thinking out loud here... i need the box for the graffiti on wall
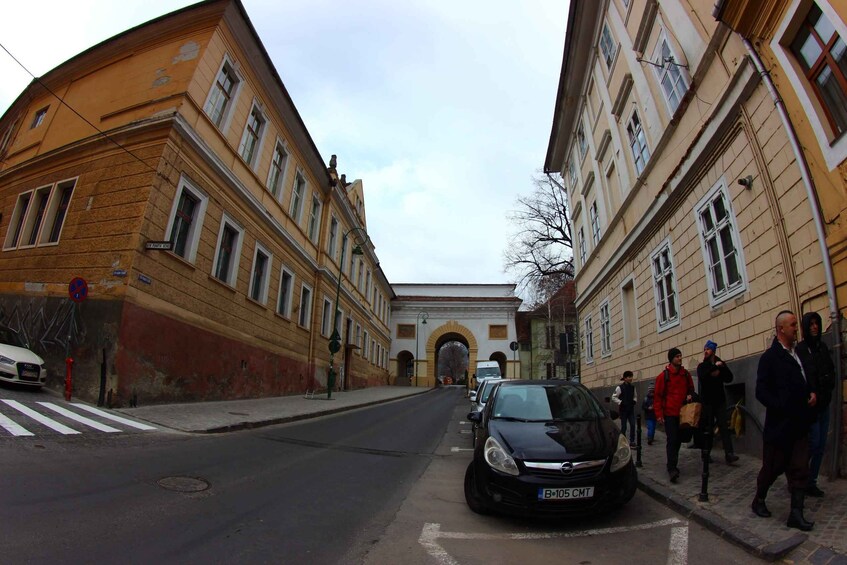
[0,298,84,356]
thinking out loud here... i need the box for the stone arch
[422,321,479,386]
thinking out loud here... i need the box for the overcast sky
[0,0,568,289]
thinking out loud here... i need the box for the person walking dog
[654,348,694,483]
[752,310,817,531]
[697,340,739,465]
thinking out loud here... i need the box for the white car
[0,326,47,388]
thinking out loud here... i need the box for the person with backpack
[612,371,637,445]
[697,340,739,465]
[642,384,656,445]
[654,347,694,483]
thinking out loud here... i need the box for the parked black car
[464,379,636,517]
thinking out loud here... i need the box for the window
[653,37,689,114]
[599,23,617,68]
[267,142,288,199]
[589,201,601,245]
[578,227,587,265]
[249,244,272,304]
[23,186,50,247]
[334,308,343,339]
[584,316,594,363]
[4,179,78,250]
[577,121,588,158]
[790,4,847,135]
[307,194,321,242]
[31,107,48,129]
[357,260,365,291]
[568,159,578,191]
[695,181,747,305]
[277,267,294,317]
[355,324,362,349]
[290,172,305,222]
[626,110,650,175]
[321,297,333,337]
[298,284,313,328]
[600,301,612,356]
[363,330,370,358]
[212,215,244,286]
[205,59,240,128]
[366,270,372,302]
[4,192,31,249]
[328,216,339,262]
[620,278,639,347]
[43,180,75,244]
[651,241,679,330]
[238,105,265,166]
[166,176,208,262]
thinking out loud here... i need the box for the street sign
[329,339,341,354]
[68,277,88,303]
[509,341,519,351]
[145,240,173,251]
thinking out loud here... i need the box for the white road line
[71,403,157,430]
[0,412,34,436]
[1,400,80,435]
[667,526,689,565]
[459,430,471,434]
[37,403,121,433]
[450,447,474,452]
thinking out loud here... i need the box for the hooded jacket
[797,312,836,412]
[654,364,694,419]
[756,336,816,445]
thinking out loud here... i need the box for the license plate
[21,370,38,379]
[538,486,594,500]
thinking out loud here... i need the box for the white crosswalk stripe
[70,403,157,430]
[37,402,121,433]
[0,411,34,436]
[1,399,80,434]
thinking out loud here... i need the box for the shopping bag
[679,402,702,429]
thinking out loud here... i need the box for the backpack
[642,390,654,412]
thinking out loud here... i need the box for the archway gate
[388,284,522,387]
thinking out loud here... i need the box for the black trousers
[664,416,681,472]
[756,435,810,495]
[700,403,734,455]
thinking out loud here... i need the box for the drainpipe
[743,39,843,478]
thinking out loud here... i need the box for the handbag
[679,401,702,429]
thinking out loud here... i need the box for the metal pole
[636,414,643,468]
[328,234,348,400]
[699,408,713,502]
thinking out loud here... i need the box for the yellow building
[0,0,392,404]
[545,0,843,472]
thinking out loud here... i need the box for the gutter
[742,39,843,479]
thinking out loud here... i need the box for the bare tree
[438,341,468,381]
[504,172,574,296]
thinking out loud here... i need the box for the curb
[637,474,806,562]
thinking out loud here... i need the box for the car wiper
[493,416,529,422]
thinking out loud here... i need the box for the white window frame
[650,239,681,332]
[694,179,749,307]
[619,275,640,348]
[584,315,594,364]
[589,201,601,245]
[363,330,370,359]
[600,301,612,357]
[599,22,617,69]
[328,215,339,262]
[211,213,244,287]
[652,33,689,115]
[321,296,333,337]
[4,190,33,250]
[248,242,272,305]
[18,185,51,249]
[31,106,48,129]
[290,171,306,223]
[277,266,294,318]
[203,55,242,131]
[238,102,266,168]
[577,120,588,158]
[266,139,289,200]
[626,108,650,175]
[165,174,208,263]
[578,226,587,265]
[298,283,313,328]
[772,0,847,170]
[307,194,321,243]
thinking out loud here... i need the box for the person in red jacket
[654,347,694,483]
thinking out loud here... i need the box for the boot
[786,490,814,531]
[751,496,771,518]
[725,453,739,464]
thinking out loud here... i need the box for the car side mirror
[469,392,477,402]
[467,411,482,423]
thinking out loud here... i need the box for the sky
[0,0,568,289]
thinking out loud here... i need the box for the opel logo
[560,462,574,475]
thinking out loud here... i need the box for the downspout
[743,39,843,479]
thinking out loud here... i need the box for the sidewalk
[116,387,847,563]
[635,429,847,563]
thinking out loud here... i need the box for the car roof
[497,379,577,387]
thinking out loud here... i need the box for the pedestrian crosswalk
[0,398,156,437]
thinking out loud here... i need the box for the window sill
[208,274,237,292]
[246,296,268,309]
[163,251,197,270]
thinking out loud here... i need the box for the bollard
[64,357,74,401]
[699,416,713,502]
[635,413,643,468]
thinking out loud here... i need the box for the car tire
[464,462,490,515]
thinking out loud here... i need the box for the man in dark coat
[752,310,817,531]
[697,340,739,464]
[797,311,836,498]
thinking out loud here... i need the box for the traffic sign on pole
[68,277,88,303]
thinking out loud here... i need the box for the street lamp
[328,226,367,399]
[415,311,428,387]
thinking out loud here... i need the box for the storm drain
[157,476,210,493]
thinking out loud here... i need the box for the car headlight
[0,355,15,366]
[610,433,632,472]
[484,436,519,476]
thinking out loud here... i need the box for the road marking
[459,430,471,434]
[419,518,688,565]
[38,402,121,433]
[71,403,157,430]
[1,399,80,434]
[450,447,474,452]
[0,411,34,436]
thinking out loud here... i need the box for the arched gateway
[389,284,522,387]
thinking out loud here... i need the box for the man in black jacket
[752,310,817,531]
[797,312,836,498]
[697,340,738,464]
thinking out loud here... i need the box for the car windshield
[477,367,500,378]
[492,384,604,421]
[0,327,26,348]
[479,381,500,402]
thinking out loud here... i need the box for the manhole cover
[157,476,210,493]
